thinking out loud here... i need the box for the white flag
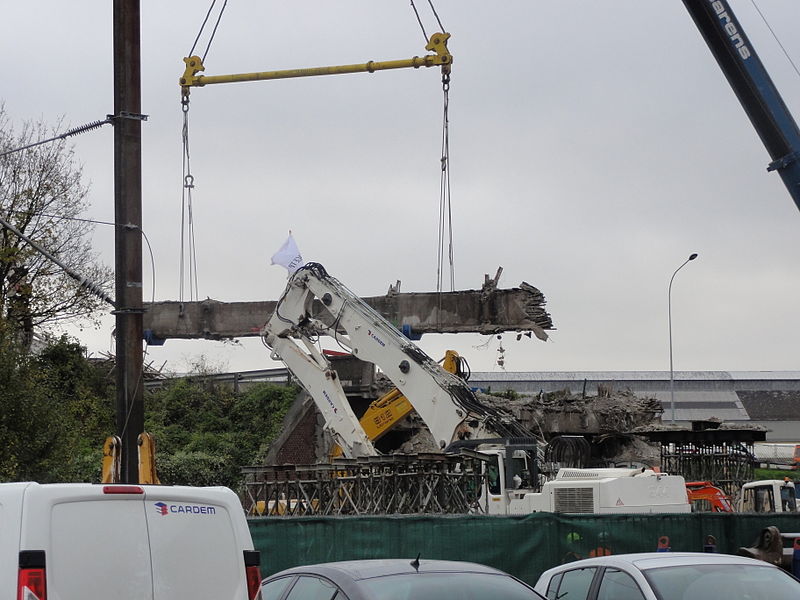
[270,233,304,275]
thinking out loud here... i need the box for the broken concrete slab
[142,281,554,341]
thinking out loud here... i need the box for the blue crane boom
[682,0,800,212]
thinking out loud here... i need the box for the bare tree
[0,107,112,338]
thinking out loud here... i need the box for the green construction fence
[249,513,800,586]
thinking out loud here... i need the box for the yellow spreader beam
[180,32,451,94]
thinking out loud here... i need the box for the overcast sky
[3,1,800,375]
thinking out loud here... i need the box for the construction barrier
[248,512,800,585]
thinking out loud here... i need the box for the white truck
[473,443,691,514]
[739,479,798,513]
[0,482,261,600]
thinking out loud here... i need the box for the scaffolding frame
[660,440,755,498]
[242,454,486,516]
[640,426,765,500]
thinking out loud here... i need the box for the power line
[0,112,148,158]
[3,209,158,305]
[0,117,112,158]
[0,214,114,306]
[749,0,800,80]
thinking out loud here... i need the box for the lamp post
[669,253,698,424]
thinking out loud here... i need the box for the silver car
[261,559,545,600]
[533,552,800,600]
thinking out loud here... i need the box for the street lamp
[669,253,698,424]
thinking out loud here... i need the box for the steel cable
[409,1,429,43]
[202,0,229,62]
[0,117,112,158]
[426,0,446,33]
[188,0,218,57]
[180,102,199,303]
[749,0,800,80]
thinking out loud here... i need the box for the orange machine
[685,481,734,513]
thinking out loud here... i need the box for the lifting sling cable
[411,0,454,301]
[438,69,454,293]
[178,0,226,305]
[411,0,454,293]
[179,2,453,297]
[180,102,199,304]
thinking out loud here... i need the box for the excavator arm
[263,263,531,456]
[359,350,466,442]
[263,280,378,458]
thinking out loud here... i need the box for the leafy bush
[754,467,797,481]
[145,379,298,489]
[0,331,111,482]
[0,327,298,488]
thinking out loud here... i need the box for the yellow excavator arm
[330,350,465,458]
[361,349,464,440]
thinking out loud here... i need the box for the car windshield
[357,571,542,600]
[643,563,800,600]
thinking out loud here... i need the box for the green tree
[0,107,112,336]
[35,336,115,481]
[0,328,115,483]
[0,322,51,479]
[145,377,297,489]
[0,331,298,488]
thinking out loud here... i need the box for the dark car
[261,558,545,600]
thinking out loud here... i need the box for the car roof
[543,552,776,574]
[265,559,507,582]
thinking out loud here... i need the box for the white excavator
[261,262,532,459]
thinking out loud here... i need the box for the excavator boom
[262,263,536,457]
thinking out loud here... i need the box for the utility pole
[113,0,144,483]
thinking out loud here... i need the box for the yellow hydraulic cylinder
[138,432,161,485]
[101,435,121,484]
[180,32,451,93]
[442,349,462,376]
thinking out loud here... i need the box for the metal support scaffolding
[660,441,755,499]
[639,427,765,501]
[242,454,486,516]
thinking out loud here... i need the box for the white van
[1,482,261,600]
